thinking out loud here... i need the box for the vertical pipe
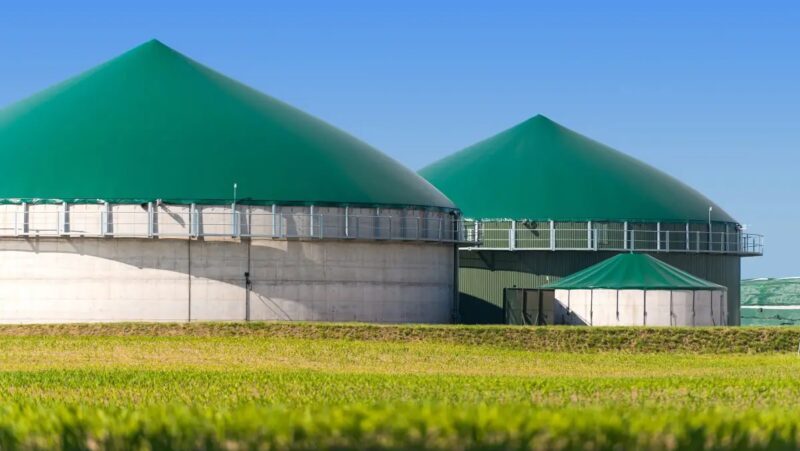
[510,220,516,250]
[590,289,594,326]
[245,239,251,321]
[567,290,571,324]
[187,239,192,323]
[643,290,647,326]
[549,220,555,250]
[692,291,696,327]
[670,290,674,326]
[452,243,460,323]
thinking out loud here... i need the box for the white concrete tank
[544,253,727,327]
[0,41,464,324]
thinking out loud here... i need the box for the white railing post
[593,229,598,251]
[474,220,479,243]
[309,205,315,238]
[102,202,110,236]
[345,206,350,238]
[230,203,239,237]
[587,221,592,250]
[631,229,636,251]
[656,222,661,251]
[271,204,278,237]
[147,202,154,238]
[189,203,197,237]
[510,220,516,250]
[623,221,628,250]
[549,220,555,250]
[685,223,690,251]
[58,202,65,235]
[21,202,28,236]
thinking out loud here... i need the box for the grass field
[1,323,799,449]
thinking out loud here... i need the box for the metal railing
[462,222,763,256]
[0,208,467,243]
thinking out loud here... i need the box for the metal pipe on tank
[643,290,647,326]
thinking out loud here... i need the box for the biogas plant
[0,40,463,323]
[421,115,763,326]
[0,41,763,325]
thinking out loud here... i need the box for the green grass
[1,323,800,449]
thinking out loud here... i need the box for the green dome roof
[0,40,454,210]
[543,253,724,291]
[419,115,734,222]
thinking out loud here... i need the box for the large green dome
[0,40,454,210]
[419,115,735,222]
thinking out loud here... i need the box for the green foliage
[1,323,800,449]
[1,404,800,450]
[1,322,800,353]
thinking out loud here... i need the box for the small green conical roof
[543,253,724,290]
[0,40,454,209]
[419,115,734,222]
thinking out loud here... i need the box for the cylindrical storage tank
[420,115,762,325]
[0,40,462,324]
[544,253,727,327]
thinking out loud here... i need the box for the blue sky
[1,1,797,277]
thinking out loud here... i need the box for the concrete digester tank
[543,253,727,326]
[0,40,463,323]
[419,115,762,325]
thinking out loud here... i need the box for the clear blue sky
[2,1,797,278]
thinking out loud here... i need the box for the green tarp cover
[741,308,800,326]
[543,253,724,290]
[741,278,800,306]
[419,115,736,223]
[0,40,455,210]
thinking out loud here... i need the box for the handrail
[0,209,470,244]
[461,222,763,256]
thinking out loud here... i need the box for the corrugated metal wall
[458,250,741,325]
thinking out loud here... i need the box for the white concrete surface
[0,237,455,323]
[554,288,726,326]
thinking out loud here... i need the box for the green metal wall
[458,250,742,325]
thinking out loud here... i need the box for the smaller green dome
[543,253,724,290]
[419,115,735,222]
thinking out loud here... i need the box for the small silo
[0,40,463,324]
[544,253,727,326]
[419,115,762,325]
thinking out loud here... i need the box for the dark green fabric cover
[0,40,455,209]
[741,308,800,326]
[543,253,724,290]
[419,115,734,222]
